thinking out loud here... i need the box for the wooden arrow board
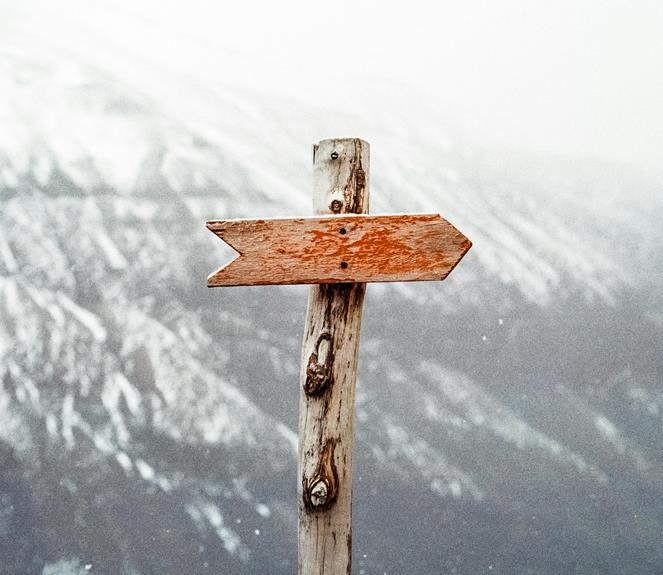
[206,214,471,287]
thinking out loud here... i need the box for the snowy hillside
[1,5,663,575]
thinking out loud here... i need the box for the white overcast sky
[3,0,662,172]
[215,0,663,172]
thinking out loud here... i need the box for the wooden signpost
[207,214,470,286]
[206,138,471,575]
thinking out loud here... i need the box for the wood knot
[330,199,343,213]
[304,333,333,396]
[302,440,339,512]
[309,480,329,507]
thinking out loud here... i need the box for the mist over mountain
[1,8,663,575]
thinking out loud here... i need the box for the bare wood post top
[298,138,369,574]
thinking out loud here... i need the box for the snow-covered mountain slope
[1,9,663,575]
[1,33,660,307]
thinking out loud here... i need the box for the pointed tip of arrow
[424,213,473,280]
[439,232,472,280]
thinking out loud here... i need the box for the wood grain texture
[298,138,369,575]
[206,213,471,286]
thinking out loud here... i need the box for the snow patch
[193,502,247,559]
[103,372,142,417]
[276,422,297,452]
[33,154,53,186]
[94,229,127,270]
[419,361,603,482]
[61,393,77,448]
[115,451,133,473]
[382,420,484,501]
[594,416,625,453]
[0,232,18,273]
[56,293,107,342]
[255,503,271,518]
[135,459,155,481]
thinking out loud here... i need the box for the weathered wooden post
[206,137,471,574]
[297,138,369,574]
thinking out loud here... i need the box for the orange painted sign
[207,214,471,287]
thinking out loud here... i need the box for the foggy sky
[3,0,662,173]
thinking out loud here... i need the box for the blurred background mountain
[1,1,662,574]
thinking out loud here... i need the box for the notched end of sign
[206,221,242,287]
[206,259,241,287]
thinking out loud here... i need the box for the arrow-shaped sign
[206,214,471,287]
